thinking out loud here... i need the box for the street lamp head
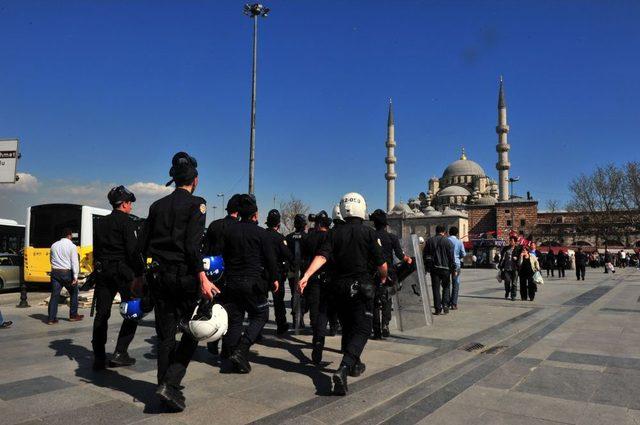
[244,3,269,17]
[509,177,520,183]
[217,193,224,197]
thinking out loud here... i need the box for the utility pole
[244,3,270,195]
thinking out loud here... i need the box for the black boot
[276,323,289,336]
[381,326,390,338]
[332,364,350,396]
[349,361,366,377]
[229,339,252,374]
[156,383,185,412]
[311,338,324,365]
[109,351,136,368]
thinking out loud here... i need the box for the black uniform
[220,220,278,356]
[302,229,333,362]
[317,218,384,370]
[92,210,143,364]
[265,228,292,333]
[139,188,206,388]
[575,251,587,280]
[285,230,307,326]
[373,228,405,336]
[204,214,238,355]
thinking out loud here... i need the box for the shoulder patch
[199,204,207,214]
[283,240,288,246]
[377,238,382,247]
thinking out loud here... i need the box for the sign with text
[0,139,19,184]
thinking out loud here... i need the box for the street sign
[0,139,19,184]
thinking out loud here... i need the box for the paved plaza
[1,267,640,424]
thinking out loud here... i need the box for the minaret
[385,99,397,212]
[495,76,510,201]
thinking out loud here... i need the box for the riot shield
[391,234,433,331]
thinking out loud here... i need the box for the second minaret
[385,100,397,212]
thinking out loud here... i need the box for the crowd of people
[37,151,422,411]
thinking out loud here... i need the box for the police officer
[92,185,143,370]
[264,209,292,336]
[300,192,387,396]
[285,214,308,329]
[302,210,333,364]
[369,209,412,339]
[219,194,278,373]
[139,152,219,412]
[204,194,241,357]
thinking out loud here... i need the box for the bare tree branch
[279,195,310,234]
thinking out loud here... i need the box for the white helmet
[339,192,367,220]
[188,302,228,342]
[332,204,344,222]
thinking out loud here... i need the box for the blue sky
[1,0,639,222]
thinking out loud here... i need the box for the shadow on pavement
[48,338,164,414]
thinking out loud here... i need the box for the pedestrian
[0,308,12,329]
[557,250,568,278]
[299,192,387,396]
[48,228,84,324]
[620,250,627,268]
[423,225,456,314]
[447,226,466,311]
[369,209,412,337]
[499,236,519,301]
[604,250,612,273]
[285,214,308,329]
[204,194,241,358]
[575,247,587,281]
[219,194,278,374]
[529,242,541,259]
[544,249,556,277]
[264,209,292,336]
[518,246,540,301]
[301,210,332,364]
[138,152,219,411]
[91,185,143,370]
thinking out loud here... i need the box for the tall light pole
[217,193,225,214]
[244,3,270,195]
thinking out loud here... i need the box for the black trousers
[288,276,305,323]
[546,267,554,277]
[271,276,287,330]
[519,273,537,301]
[430,270,451,312]
[153,271,199,387]
[503,270,518,300]
[91,265,138,359]
[306,276,332,350]
[222,277,269,351]
[576,265,586,280]
[558,266,566,278]
[333,278,374,368]
[372,283,391,333]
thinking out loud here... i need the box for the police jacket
[265,227,292,279]
[139,188,206,274]
[317,218,384,280]
[303,229,330,275]
[423,234,456,273]
[220,220,278,283]
[285,230,307,273]
[205,215,238,256]
[375,228,405,266]
[94,209,144,276]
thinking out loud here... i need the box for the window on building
[520,219,526,226]
[506,220,512,226]
[505,209,510,214]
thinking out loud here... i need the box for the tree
[545,199,560,213]
[279,195,310,234]
[566,164,624,248]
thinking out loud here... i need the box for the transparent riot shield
[391,234,433,331]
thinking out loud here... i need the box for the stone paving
[0,267,639,424]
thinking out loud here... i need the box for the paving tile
[592,370,640,410]
[415,403,489,425]
[498,390,587,424]
[6,386,111,419]
[514,365,601,403]
[0,400,39,425]
[576,403,640,425]
[478,410,573,425]
[477,357,541,389]
[39,399,144,425]
[174,395,276,425]
[0,376,75,401]
[227,379,314,411]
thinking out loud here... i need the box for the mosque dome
[475,196,497,205]
[442,159,486,178]
[437,185,471,197]
[389,202,414,216]
[442,207,468,218]
[423,206,443,217]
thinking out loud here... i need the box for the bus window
[28,205,82,248]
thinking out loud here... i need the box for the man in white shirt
[48,228,84,324]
